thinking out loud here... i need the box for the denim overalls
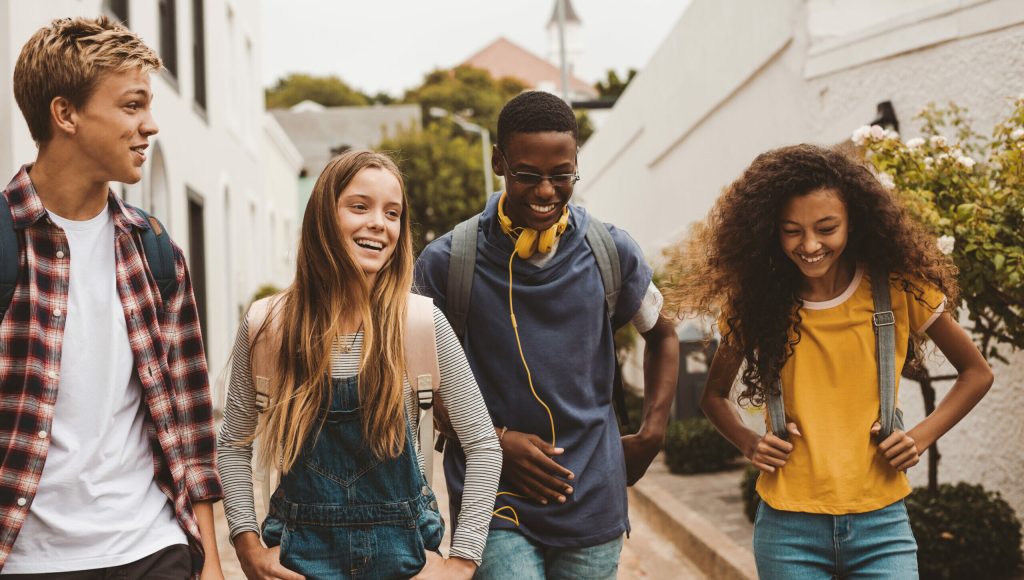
[262,376,445,579]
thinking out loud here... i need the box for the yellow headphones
[498,192,569,259]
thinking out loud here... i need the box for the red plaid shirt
[0,166,222,573]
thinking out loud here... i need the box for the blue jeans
[261,376,444,579]
[474,529,623,580]
[753,500,918,579]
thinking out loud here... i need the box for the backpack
[445,212,630,436]
[245,293,441,511]
[765,266,904,441]
[0,195,176,323]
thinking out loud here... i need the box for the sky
[260,0,692,96]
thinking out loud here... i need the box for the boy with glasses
[0,17,223,578]
[414,90,679,579]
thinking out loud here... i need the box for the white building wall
[581,0,1024,519]
[0,0,300,411]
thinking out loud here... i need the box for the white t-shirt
[3,207,186,574]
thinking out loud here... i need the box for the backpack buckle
[416,375,434,410]
[873,311,895,327]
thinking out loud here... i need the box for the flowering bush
[853,100,1024,359]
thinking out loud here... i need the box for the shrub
[740,464,761,523]
[663,417,740,474]
[906,483,1022,579]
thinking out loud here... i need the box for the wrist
[233,531,263,556]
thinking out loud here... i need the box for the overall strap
[405,293,441,486]
[584,216,621,321]
[869,267,899,439]
[765,267,899,441]
[447,214,480,340]
[0,195,18,323]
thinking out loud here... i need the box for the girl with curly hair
[666,144,992,579]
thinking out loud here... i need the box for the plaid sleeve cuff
[185,461,224,503]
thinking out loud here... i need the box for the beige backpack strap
[405,294,441,485]
[245,296,284,514]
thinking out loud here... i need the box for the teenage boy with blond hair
[0,16,223,579]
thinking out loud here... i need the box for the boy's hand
[499,430,574,505]
[621,431,662,485]
[412,552,476,580]
[873,422,921,472]
[747,422,800,473]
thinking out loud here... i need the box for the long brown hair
[254,150,414,472]
[664,144,958,406]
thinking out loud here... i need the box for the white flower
[851,125,872,146]
[924,156,935,166]
[957,155,976,170]
[886,130,900,141]
[870,125,887,140]
[1011,128,1024,140]
[930,135,947,147]
[937,152,950,163]
[937,235,956,255]
[877,172,896,190]
[906,137,925,149]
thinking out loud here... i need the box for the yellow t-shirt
[755,265,945,514]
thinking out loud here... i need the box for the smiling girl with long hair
[217,150,501,580]
[666,144,992,579]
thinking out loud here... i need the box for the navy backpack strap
[446,214,480,340]
[766,379,789,440]
[127,204,176,309]
[584,216,621,322]
[0,195,19,322]
[869,267,899,439]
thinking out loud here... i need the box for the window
[104,0,129,26]
[192,0,207,111]
[159,0,178,79]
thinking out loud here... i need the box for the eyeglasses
[497,149,580,188]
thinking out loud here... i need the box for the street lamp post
[429,107,493,201]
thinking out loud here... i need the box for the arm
[878,312,993,470]
[700,343,799,472]
[195,501,224,579]
[621,315,679,485]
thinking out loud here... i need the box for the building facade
[579,0,1024,519]
[0,0,301,409]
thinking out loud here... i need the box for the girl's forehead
[780,188,845,216]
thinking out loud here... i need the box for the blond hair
[253,150,414,473]
[13,15,161,142]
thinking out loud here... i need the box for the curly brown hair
[663,144,958,406]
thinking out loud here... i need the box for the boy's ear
[491,144,505,177]
[50,96,78,137]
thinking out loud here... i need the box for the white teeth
[798,253,827,263]
[355,239,384,250]
[530,203,556,213]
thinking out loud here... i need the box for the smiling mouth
[355,238,385,252]
[796,251,830,264]
[130,145,147,163]
[528,202,558,214]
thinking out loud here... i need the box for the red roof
[463,37,597,99]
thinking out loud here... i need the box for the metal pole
[481,128,493,199]
[557,0,569,102]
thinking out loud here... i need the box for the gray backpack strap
[446,214,480,339]
[870,267,900,439]
[766,267,900,441]
[584,216,621,320]
[766,379,789,439]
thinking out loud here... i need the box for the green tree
[855,99,1024,491]
[265,73,370,109]
[377,122,495,252]
[576,110,595,146]
[402,65,526,136]
[596,68,637,101]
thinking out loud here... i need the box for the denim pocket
[417,503,445,552]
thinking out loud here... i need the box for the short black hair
[497,91,578,151]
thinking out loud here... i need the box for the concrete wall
[585,0,1024,519]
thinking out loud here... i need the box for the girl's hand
[412,552,477,580]
[235,532,305,580]
[746,422,801,473]
[873,422,921,472]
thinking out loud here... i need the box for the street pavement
[212,450,704,579]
